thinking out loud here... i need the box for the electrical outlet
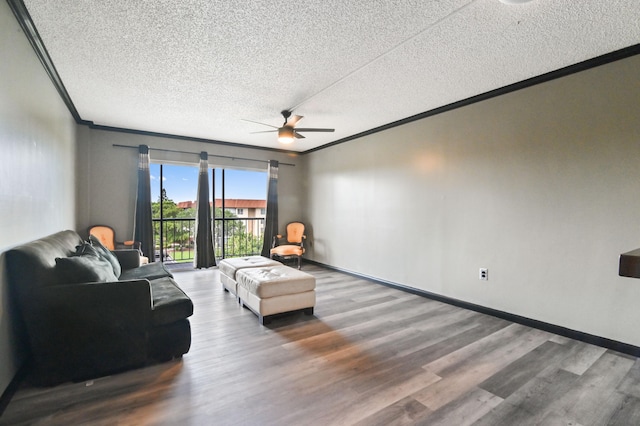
[479,268,488,280]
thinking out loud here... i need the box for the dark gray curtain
[194,152,216,268]
[134,145,154,261]
[261,160,279,257]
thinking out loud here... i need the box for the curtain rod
[112,144,296,167]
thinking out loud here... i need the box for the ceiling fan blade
[241,118,279,129]
[294,132,306,139]
[288,114,304,127]
[295,128,335,132]
[250,130,278,134]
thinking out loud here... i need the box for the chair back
[286,222,305,244]
[88,225,116,250]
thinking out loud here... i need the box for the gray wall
[76,128,306,243]
[0,2,78,394]
[304,54,640,347]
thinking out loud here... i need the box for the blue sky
[150,164,267,203]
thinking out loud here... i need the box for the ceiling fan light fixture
[277,127,295,144]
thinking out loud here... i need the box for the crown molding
[302,43,640,155]
[7,0,88,124]
[8,0,640,157]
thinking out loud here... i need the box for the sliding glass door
[151,163,266,264]
[213,169,267,260]
[150,163,201,264]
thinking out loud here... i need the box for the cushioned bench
[219,256,282,296]
[236,265,316,325]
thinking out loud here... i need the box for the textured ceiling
[21,0,640,152]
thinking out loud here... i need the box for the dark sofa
[6,230,193,386]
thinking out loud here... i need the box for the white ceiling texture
[20,0,640,152]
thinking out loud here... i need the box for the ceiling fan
[245,110,335,144]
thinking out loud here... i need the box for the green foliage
[152,193,193,251]
[152,191,180,219]
[153,197,263,259]
[223,231,263,258]
[177,207,196,218]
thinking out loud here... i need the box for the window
[149,164,268,263]
[150,163,200,265]
[214,168,267,259]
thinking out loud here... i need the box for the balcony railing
[152,217,265,264]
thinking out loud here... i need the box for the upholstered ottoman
[219,256,282,296]
[236,265,316,325]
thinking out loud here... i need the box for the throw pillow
[55,255,119,283]
[88,235,122,278]
[75,241,102,257]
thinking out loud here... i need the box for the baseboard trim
[0,362,29,417]
[304,260,640,358]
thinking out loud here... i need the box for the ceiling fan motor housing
[278,126,295,143]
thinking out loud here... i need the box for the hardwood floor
[2,264,640,425]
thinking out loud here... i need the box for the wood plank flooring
[2,264,640,425]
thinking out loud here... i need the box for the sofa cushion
[149,277,194,326]
[55,255,118,283]
[88,235,122,278]
[6,230,83,292]
[113,250,142,270]
[119,261,173,281]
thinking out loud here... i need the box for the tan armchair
[88,225,137,250]
[270,222,306,269]
[88,225,148,264]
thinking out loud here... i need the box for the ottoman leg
[303,307,314,316]
[259,314,272,325]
